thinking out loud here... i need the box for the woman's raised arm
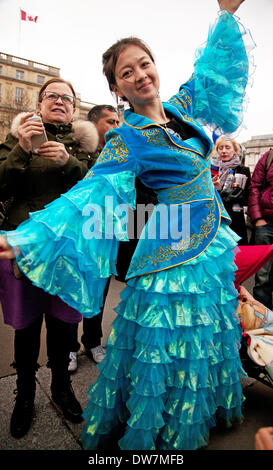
[217,0,245,14]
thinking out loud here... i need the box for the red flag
[20,10,38,23]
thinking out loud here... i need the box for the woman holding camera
[216,135,251,245]
[0,78,99,438]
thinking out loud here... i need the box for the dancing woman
[0,0,254,450]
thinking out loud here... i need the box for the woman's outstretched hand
[217,0,245,14]
[0,236,15,259]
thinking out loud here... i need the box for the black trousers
[253,221,273,310]
[14,314,73,390]
[68,277,111,351]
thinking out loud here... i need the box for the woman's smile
[137,81,152,91]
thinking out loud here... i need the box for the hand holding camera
[18,113,47,153]
[37,141,69,166]
[17,113,69,165]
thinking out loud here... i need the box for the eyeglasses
[42,91,75,105]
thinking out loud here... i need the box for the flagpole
[18,7,22,56]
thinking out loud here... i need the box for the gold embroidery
[96,135,129,165]
[168,91,204,132]
[165,172,213,204]
[141,128,202,173]
[128,200,217,273]
[166,99,211,161]
[168,88,192,110]
[84,169,94,180]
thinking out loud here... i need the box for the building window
[37,75,45,85]
[15,87,23,105]
[16,70,24,80]
[0,65,2,75]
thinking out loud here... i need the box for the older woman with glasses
[0,78,99,438]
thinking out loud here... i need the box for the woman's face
[38,82,75,124]
[217,140,236,162]
[113,45,160,110]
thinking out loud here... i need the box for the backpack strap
[266,148,273,171]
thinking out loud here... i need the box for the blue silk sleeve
[168,10,255,134]
[2,132,136,316]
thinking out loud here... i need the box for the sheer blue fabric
[81,225,245,450]
[4,171,136,315]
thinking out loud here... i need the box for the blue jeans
[253,221,273,309]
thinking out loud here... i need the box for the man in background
[88,104,119,150]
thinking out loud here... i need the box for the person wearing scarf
[216,135,251,245]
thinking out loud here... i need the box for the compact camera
[26,115,48,153]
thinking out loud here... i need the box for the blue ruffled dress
[82,225,244,450]
[2,10,255,450]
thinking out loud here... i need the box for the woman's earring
[117,96,125,124]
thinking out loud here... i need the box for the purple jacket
[248,150,273,222]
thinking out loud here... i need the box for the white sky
[0,0,272,143]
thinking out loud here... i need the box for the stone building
[0,51,95,141]
[241,134,273,174]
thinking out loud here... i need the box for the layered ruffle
[81,224,245,450]
[193,9,256,135]
[2,171,135,316]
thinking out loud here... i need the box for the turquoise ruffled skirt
[81,224,244,450]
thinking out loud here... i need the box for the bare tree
[0,86,34,142]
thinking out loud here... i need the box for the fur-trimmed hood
[71,119,99,153]
[10,112,99,154]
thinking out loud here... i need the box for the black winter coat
[219,164,251,245]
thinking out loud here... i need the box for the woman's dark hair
[38,78,76,107]
[102,37,155,94]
